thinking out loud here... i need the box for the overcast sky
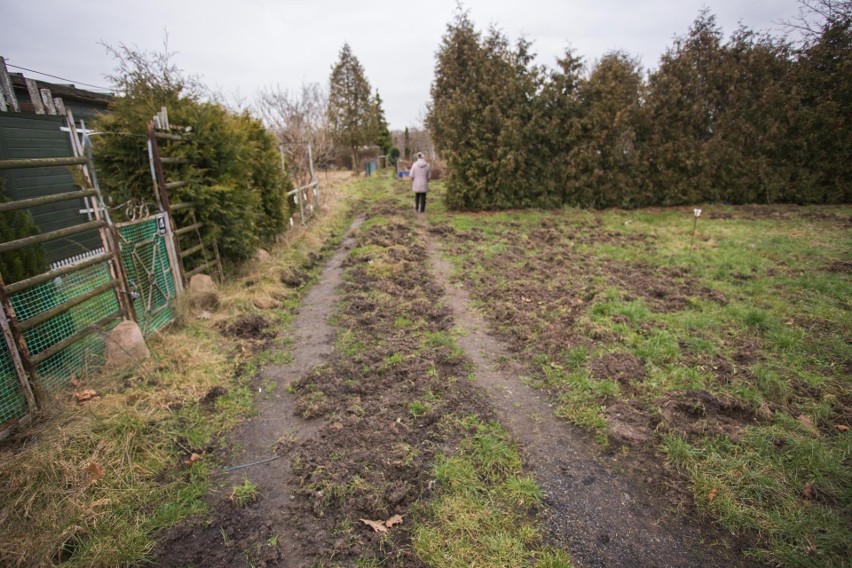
[2,1,801,130]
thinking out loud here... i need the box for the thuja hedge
[428,8,851,210]
[94,82,292,267]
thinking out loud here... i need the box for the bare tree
[784,0,852,43]
[254,83,335,185]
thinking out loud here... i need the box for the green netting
[10,262,120,391]
[0,339,28,424]
[118,216,176,336]
[0,216,176,423]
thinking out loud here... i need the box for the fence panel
[0,340,27,424]
[117,214,176,335]
[10,261,120,389]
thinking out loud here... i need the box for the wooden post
[0,57,20,112]
[297,184,305,225]
[147,121,172,212]
[308,142,320,209]
[73,120,136,322]
[25,79,44,114]
[0,272,39,408]
[40,89,57,115]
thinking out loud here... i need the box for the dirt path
[150,217,363,567]
[152,203,751,567]
[420,218,751,568]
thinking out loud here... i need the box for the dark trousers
[415,192,426,212]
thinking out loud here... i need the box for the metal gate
[116,213,177,336]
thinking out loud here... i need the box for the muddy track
[150,217,364,567]
[151,200,754,567]
[419,216,752,568]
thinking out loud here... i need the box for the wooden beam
[179,242,205,258]
[185,259,218,279]
[0,272,38,406]
[40,88,57,115]
[18,280,118,332]
[0,219,105,254]
[0,57,20,112]
[165,180,188,190]
[30,309,125,366]
[5,252,112,295]
[169,202,195,211]
[0,156,87,170]
[25,79,44,114]
[0,274,36,410]
[0,188,97,213]
[53,98,66,115]
[174,222,202,237]
[154,131,183,141]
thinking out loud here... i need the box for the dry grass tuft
[0,172,356,567]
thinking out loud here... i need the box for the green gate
[117,214,177,335]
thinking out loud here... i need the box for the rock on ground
[105,320,150,368]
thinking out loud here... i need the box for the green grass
[413,417,571,567]
[433,200,852,566]
[229,478,260,507]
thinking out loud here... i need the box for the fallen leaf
[185,453,202,466]
[360,519,387,533]
[521,296,532,303]
[74,389,99,404]
[86,462,105,481]
[69,378,81,388]
[836,424,849,432]
[707,488,718,502]
[330,422,344,430]
[385,514,404,528]
[802,482,814,500]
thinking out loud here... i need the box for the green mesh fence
[0,216,177,426]
[118,215,176,336]
[0,339,28,424]
[10,262,120,391]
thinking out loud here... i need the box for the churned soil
[423,218,756,568]
[149,214,507,567]
[150,192,767,567]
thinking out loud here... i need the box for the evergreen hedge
[428,8,851,210]
[93,49,292,268]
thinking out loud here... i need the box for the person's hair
[417,152,424,159]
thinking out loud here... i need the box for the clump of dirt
[606,262,696,312]
[655,390,762,441]
[590,352,646,388]
[279,267,310,287]
[606,402,653,445]
[148,500,283,567]
[220,314,274,340]
[200,385,228,406]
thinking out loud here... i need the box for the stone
[188,274,216,294]
[187,274,219,310]
[253,296,280,310]
[105,320,150,368]
[255,248,272,262]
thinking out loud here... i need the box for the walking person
[410,152,431,213]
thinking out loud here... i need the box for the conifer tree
[570,51,644,208]
[327,43,374,170]
[372,91,394,157]
[790,2,852,202]
[644,10,726,205]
